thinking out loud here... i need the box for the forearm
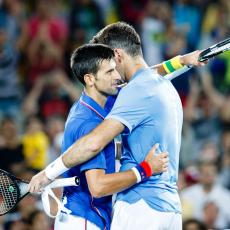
[45,119,124,180]
[45,136,101,181]
[27,39,42,62]
[152,63,167,76]
[62,120,124,168]
[199,69,224,107]
[87,161,153,198]
[87,170,137,198]
[45,41,63,60]
[62,133,101,168]
[153,50,203,79]
[152,55,185,77]
[184,90,199,121]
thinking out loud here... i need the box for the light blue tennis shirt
[106,67,183,213]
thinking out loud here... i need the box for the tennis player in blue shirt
[29,23,205,230]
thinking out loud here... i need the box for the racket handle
[46,176,80,189]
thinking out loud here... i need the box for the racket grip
[46,176,80,189]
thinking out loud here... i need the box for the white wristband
[131,167,141,183]
[45,156,69,180]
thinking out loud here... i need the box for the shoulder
[65,112,101,138]
[62,116,101,151]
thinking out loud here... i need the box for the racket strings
[0,172,18,215]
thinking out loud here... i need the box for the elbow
[88,185,105,198]
[89,142,101,154]
[86,137,103,154]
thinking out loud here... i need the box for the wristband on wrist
[163,55,184,74]
[131,161,153,183]
[45,156,69,180]
[140,161,152,177]
[131,166,142,183]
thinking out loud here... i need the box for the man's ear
[84,74,95,87]
[114,48,123,63]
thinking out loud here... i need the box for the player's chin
[108,87,119,95]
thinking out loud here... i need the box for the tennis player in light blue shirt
[106,67,183,214]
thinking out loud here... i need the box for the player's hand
[180,50,208,67]
[145,144,169,174]
[28,170,52,193]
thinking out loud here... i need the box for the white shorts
[54,212,100,230]
[111,199,182,230]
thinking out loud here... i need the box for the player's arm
[62,119,124,168]
[86,144,168,198]
[28,119,125,192]
[153,50,205,78]
[86,169,137,198]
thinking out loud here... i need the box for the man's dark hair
[183,218,207,230]
[90,22,142,57]
[71,44,115,86]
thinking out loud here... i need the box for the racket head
[198,37,230,62]
[0,169,28,215]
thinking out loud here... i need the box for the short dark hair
[183,218,207,230]
[90,22,142,57]
[70,44,115,85]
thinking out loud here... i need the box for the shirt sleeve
[73,119,107,172]
[106,86,149,133]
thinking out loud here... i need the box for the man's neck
[125,56,148,82]
[202,184,213,193]
[85,88,107,108]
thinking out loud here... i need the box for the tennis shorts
[111,199,182,230]
[54,212,100,230]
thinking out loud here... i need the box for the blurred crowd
[0,0,230,229]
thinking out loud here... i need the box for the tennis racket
[0,169,80,216]
[198,37,230,62]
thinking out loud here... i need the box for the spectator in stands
[68,0,104,49]
[183,218,207,230]
[0,8,22,123]
[22,116,49,172]
[23,70,80,121]
[18,0,68,88]
[219,129,230,189]
[5,220,29,230]
[184,76,221,158]
[45,115,65,163]
[27,210,51,230]
[199,0,230,93]
[118,0,148,32]
[141,0,171,65]
[0,116,25,176]
[173,0,202,51]
[181,161,230,229]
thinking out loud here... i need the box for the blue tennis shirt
[106,67,183,213]
[62,92,115,229]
